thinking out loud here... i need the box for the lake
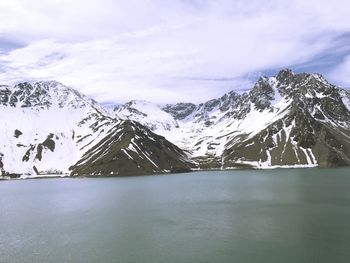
[1,168,350,263]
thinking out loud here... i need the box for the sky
[0,0,350,104]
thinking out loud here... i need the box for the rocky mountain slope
[70,120,194,176]
[1,70,349,179]
[115,69,350,169]
[0,81,194,178]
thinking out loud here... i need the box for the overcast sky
[0,0,349,104]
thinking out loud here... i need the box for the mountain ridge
[1,69,350,179]
[0,81,194,178]
[114,69,350,169]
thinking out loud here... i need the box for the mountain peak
[0,81,94,109]
[277,68,294,76]
[276,68,294,83]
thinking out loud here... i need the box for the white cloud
[329,55,350,88]
[0,0,349,103]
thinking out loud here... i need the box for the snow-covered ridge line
[114,69,350,169]
[0,81,177,177]
[1,69,350,178]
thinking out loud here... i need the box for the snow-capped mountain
[0,81,194,178]
[114,69,350,169]
[1,69,349,179]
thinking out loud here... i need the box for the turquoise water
[1,168,350,263]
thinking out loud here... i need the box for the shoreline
[1,165,349,181]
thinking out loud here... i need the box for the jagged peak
[276,68,295,84]
[250,76,275,95]
[0,80,100,110]
[308,72,330,85]
[277,68,294,76]
[223,90,241,98]
[275,69,330,87]
[8,80,63,90]
[5,80,88,98]
[162,102,197,120]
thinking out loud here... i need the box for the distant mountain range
[1,69,350,178]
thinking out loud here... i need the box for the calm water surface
[1,168,350,263]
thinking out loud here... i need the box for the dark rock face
[14,129,23,138]
[219,91,241,112]
[162,103,197,120]
[223,108,350,168]
[0,153,4,176]
[220,70,350,168]
[20,134,57,163]
[70,120,195,176]
[0,87,11,105]
[162,90,252,125]
[35,134,56,161]
[249,77,275,111]
[0,81,90,109]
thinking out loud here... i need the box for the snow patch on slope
[0,81,119,176]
